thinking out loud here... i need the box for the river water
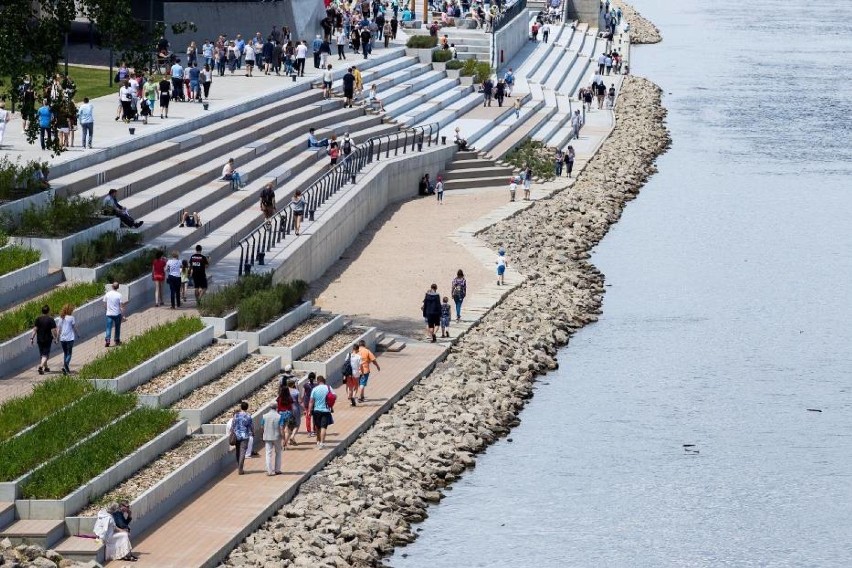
[389,0,852,566]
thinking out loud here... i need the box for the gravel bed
[79,435,217,517]
[171,355,272,410]
[300,327,364,362]
[268,314,334,347]
[210,371,310,424]
[134,342,234,395]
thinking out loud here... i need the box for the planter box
[459,75,474,86]
[65,433,225,538]
[293,327,377,387]
[10,218,120,269]
[0,410,134,502]
[432,61,447,71]
[0,258,48,300]
[93,326,215,393]
[225,301,312,350]
[16,420,187,520]
[200,310,239,336]
[0,189,55,220]
[138,340,248,409]
[62,246,150,283]
[258,314,345,366]
[177,355,281,432]
[0,294,104,376]
[406,47,437,65]
[446,68,461,79]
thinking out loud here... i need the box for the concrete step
[385,340,406,352]
[444,158,497,170]
[452,150,484,162]
[441,166,514,180]
[53,535,105,565]
[0,519,65,548]
[443,175,510,190]
[376,336,396,351]
[489,107,557,159]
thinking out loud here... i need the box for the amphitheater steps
[441,151,509,190]
[0,519,65,548]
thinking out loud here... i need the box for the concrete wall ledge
[0,258,49,304]
[16,420,187,520]
[0,190,55,220]
[225,301,312,350]
[293,327,377,388]
[138,340,248,410]
[10,218,121,269]
[177,356,281,432]
[258,314,345,366]
[200,311,239,336]
[93,326,215,393]
[62,246,150,283]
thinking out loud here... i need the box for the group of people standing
[421,269,468,342]
[150,246,210,310]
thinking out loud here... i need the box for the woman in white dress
[0,101,11,147]
[93,503,136,561]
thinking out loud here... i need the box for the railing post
[238,241,245,276]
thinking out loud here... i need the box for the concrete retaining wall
[177,356,281,432]
[225,301,313,350]
[293,327,377,387]
[0,258,48,304]
[62,246,150,283]
[201,311,239,336]
[138,340,248,409]
[0,190,54,220]
[270,146,456,287]
[494,9,530,72]
[565,0,601,25]
[10,218,120,269]
[258,314,345,366]
[93,326,214,392]
[16,420,187,520]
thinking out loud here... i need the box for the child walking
[496,248,508,286]
[180,259,190,302]
[440,296,451,338]
[435,175,444,204]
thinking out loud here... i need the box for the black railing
[491,0,527,34]
[237,123,441,276]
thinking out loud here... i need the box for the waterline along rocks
[222,75,671,567]
[614,0,663,44]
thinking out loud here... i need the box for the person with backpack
[308,375,334,449]
[343,344,362,406]
[450,269,467,321]
[342,133,353,158]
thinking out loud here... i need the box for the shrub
[70,231,143,267]
[445,59,464,70]
[236,280,309,331]
[197,273,275,317]
[0,231,7,247]
[474,61,492,84]
[0,390,136,481]
[432,49,452,63]
[0,282,104,342]
[460,58,478,76]
[77,317,205,381]
[98,248,164,284]
[0,157,50,202]
[21,407,177,499]
[0,245,41,277]
[3,195,105,238]
[0,376,93,443]
[406,35,438,48]
[505,138,556,181]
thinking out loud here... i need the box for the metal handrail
[491,0,527,34]
[237,123,440,275]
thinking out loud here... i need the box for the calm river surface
[390,0,852,566]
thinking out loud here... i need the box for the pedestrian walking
[261,403,283,476]
[344,344,361,406]
[514,97,521,119]
[180,260,189,302]
[571,110,582,140]
[290,190,306,235]
[165,251,182,309]
[495,79,505,107]
[555,148,564,176]
[509,174,518,202]
[151,250,166,306]
[158,76,171,119]
[277,383,298,448]
[31,305,58,374]
[189,245,209,304]
[564,145,575,177]
[230,401,254,475]
[322,64,334,98]
[440,296,451,338]
[57,304,78,375]
[357,339,379,402]
[103,282,126,347]
[287,377,302,441]
[312,35,323,68]
[76,97,93,149]
[295,41,308,76]
[302,372,316,436]
[435,175,444,204]
[451,269,467,321]
[0,101,10,147]
[259,182,276,222]
[542,24,550,42]
[309,375,333,449]
[37,99,52,150]
[496,248,508,285]
[523,165,532,200]
[482,78,493,107]
[422,283,442,342]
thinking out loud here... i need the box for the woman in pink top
[151,250,167,307]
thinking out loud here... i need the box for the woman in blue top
[231,401,254,474]
[37,99,52,150]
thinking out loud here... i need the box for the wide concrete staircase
[440,150,513,190]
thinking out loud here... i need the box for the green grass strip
[0,282,104,342]
[0,245,41,277]
[77,317,205,381]
[21,407,176,500]
[0,376,93,442]
[0,390,136,481]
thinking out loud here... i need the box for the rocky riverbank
[614,0,662,44]
[221,75,670,568]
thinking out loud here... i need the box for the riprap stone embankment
[614,0,663,44]
[222,75,671,568]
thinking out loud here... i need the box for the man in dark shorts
[342,67,355,108]
[308,375,333,449]
[188,244,209,303]
[158,76,171,119]
[259,182,276,223]
[30,305,57,375]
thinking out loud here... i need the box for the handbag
[325,386,337,410]
[228,430,237,446]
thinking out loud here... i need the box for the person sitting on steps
[222,157,244,189]
[103,189,143,228]
[454,127,470,151]
[179,210,201,228]
[307,127,329,149]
